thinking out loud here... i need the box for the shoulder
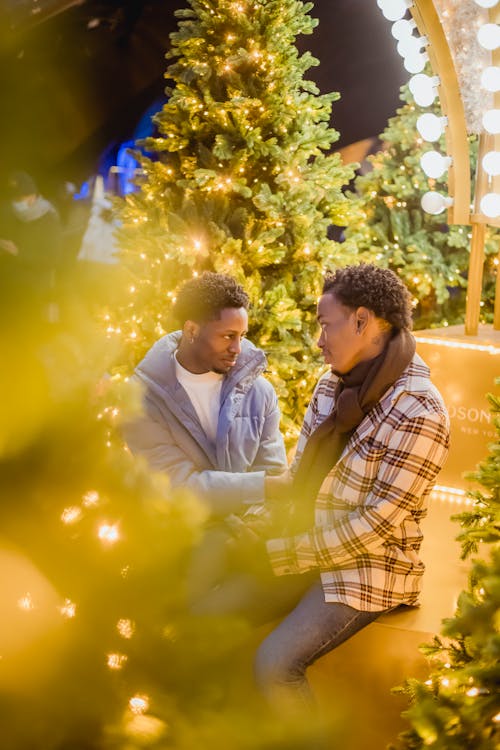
[390,354,449,426]
[310,368,339,405]
[135,331,181,385]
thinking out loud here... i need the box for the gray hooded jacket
[124,331,287,516]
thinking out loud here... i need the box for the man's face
[191,307,249,374]
[317,293,365,375]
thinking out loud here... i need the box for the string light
[129,695,150,715]
[59,599,77,618]
[117,619,136,639]
[98,523,120,545]
[61,506,82,525]
[107,652,128,670]
[18,592,35,611]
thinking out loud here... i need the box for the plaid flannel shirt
[267,353,450,612]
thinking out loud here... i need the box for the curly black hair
[172,272,249,324]
[323,264,413,330]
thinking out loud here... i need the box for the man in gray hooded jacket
[124,272,287,599]
[125,272,287,600]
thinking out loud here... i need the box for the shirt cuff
[266,532,317,575]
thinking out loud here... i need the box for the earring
[189,336,195,344]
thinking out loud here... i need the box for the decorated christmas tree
[391,388,500,750]
[111,0,357,441]
[345,85,500,330]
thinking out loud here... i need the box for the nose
[228,337,242,354]
[317,329,325,349]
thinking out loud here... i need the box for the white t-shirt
[174,353,224,443]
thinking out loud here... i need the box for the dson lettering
[448,405,491,424]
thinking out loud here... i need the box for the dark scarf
[289,328,416,531]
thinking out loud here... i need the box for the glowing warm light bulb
[482,151,500,176]
[481,66,500,92]
[83,491,100,508]
[107,652,128,670]
[391,18,416,39]
[420,150,451,178]
[477,23,500,51]
[59,599,77,618]
[18,592,35,611]
[408,74,440,107]
[397,35,427,58]
[480,192,500,218]
[416,113,447,142]
[403,51,428,74]
[98,523,120,544]
[378,0,412,22]
[61,506,83,525]
[483,109,500,133]
[421,191,452,215]
[117,618,136,638]
[466,687,479,697]
[129,695,150,714]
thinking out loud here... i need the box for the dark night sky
[0,0,407,186]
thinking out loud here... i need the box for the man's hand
[265,470,293,502]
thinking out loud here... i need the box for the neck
[176,340,208,374]
[366,327,393,360]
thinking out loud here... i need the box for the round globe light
[416,113,447,142]
[481,66,500,92]
[421,191,451,215]
[483,109,500,134]
[473,0,498,8]
[409,74,439,107]
[391,18,416,40]
[379,0,411,22]
[420,151,451,179]
[477,23,500,51]
[404,52,428,74]
[397,35,426,58]
[482,151,500,176]
[480,192,500,218]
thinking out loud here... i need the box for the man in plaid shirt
[256,264,450,707]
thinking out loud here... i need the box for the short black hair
[173,272,249,324]
[322,264,413,330]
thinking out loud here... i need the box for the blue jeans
[255,581,383,706]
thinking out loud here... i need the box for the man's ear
[355,307,370,333]
[183,320,200,342]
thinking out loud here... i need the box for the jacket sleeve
[123,400,266,517]
[250,385,287,474]
[266,409,450,574]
